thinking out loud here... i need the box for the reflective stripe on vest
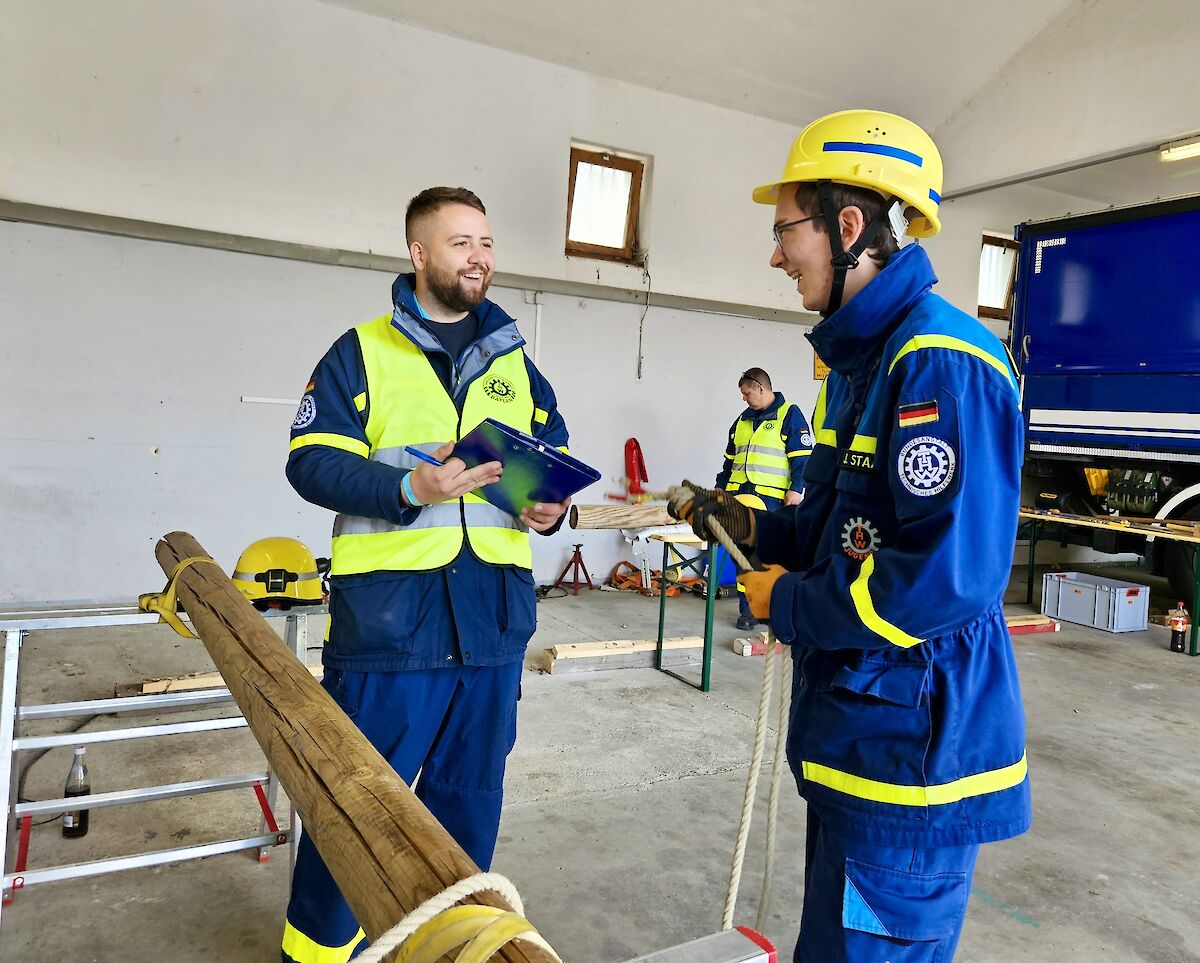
[727,402,795,496]
[330,315,535,575]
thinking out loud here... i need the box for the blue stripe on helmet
[929,188,941,204]
[823,141,924,168]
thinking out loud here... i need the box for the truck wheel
[1164,503,1200,605]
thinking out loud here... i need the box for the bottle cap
[73,747,85,754]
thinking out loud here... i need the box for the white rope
[355,871,561,963]
[756,640,791,933]
[722,631,775,930]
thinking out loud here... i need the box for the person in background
[715,367,811,630]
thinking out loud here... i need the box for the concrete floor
[2,567,1199,962]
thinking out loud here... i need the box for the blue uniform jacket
[755,244,1031,847]
[715,392,812,496]
[287,275,569,672]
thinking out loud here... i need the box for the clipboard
[452,418,601,517]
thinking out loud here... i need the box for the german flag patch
[305,379,316,392]
[898,401,938,427]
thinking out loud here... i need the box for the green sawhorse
[650,533,719,692]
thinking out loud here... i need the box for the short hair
[792,182,900,265]
[739,368,772,391]
[405,187,487,246]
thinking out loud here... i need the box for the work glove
[668,480,756,547]
[737,565,788,621]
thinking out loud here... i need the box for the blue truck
[1011,195,1200,602]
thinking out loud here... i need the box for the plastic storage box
[1041,571,1149,633]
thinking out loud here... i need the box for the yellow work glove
[668,481,757,547]
[737,565,788,621]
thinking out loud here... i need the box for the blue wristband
[401,471,423,508]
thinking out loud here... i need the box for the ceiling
[320,0,1079,131]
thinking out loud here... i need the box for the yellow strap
[281,922,365,963]
[136,556,223,640]
[398,906,505,963]
[802,752,1028,807]
[456,913,540,963]
[848,553,923,649]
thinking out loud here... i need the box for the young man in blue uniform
[715,367,812,629]
[281,187,570,962]
[674,110,1030,962]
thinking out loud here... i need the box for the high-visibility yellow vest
[725,402,796,499]
[330,315,535,575]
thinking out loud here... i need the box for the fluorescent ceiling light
[1159,136,1200,162]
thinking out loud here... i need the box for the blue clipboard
[452,418,601,517]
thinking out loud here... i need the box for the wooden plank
[1004,615,1055,628]
[1020,507,1200,545]
[546,636,702,660]
[541,650,701,674]
[121,663,323,696]
[154,532,555,963]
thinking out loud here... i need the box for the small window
[565,147,644,263]
[978,235,1019,321]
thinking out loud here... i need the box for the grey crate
[1041,571,1149,633]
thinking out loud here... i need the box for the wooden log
[154,532,554,963]
[569,502,677,530]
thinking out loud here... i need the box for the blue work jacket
[756,244,1031,847]
[286,275,569,672]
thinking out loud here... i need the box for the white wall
[935,0,1200,193]
[0,221,819,604]
[0,0,801,313]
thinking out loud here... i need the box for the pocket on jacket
[500,568,537,651]
[843,856,970,942]
[828,660,929,707]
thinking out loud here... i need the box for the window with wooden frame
[565,147,644,263]
[978,235,1020,321]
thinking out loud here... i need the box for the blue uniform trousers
[282,662,522,963]
[796,807,979,963]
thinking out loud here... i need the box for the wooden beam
[153,532,555,963]
[537,637,702,674]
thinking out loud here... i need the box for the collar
[805,244,937,376]
[743,391,786,422]
[389,273,519,352]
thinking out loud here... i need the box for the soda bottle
[62,747,90,839]
[1169,602,1190,654]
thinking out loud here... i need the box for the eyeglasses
[772,214,821,249]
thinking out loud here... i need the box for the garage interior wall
[0,220,818,604]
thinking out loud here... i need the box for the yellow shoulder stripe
[849,553,922,648]
[290,433,370,458]
[887,334,1018,392]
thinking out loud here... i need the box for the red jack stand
[554,543,594,595]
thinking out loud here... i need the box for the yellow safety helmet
[231,537,328,610]
[752,109,943,238]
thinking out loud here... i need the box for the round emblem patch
[292,394,317,430]
[483,376,516,403]
[841,516,881,561]
[898,435,956,497]
[800,430,814,448]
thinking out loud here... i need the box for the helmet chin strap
[816,180,894,318]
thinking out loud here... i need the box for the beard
[425,262,491,313]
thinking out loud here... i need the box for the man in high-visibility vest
[673,110,1029,962]
[281,186,570,962]
[715,367,811,630]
